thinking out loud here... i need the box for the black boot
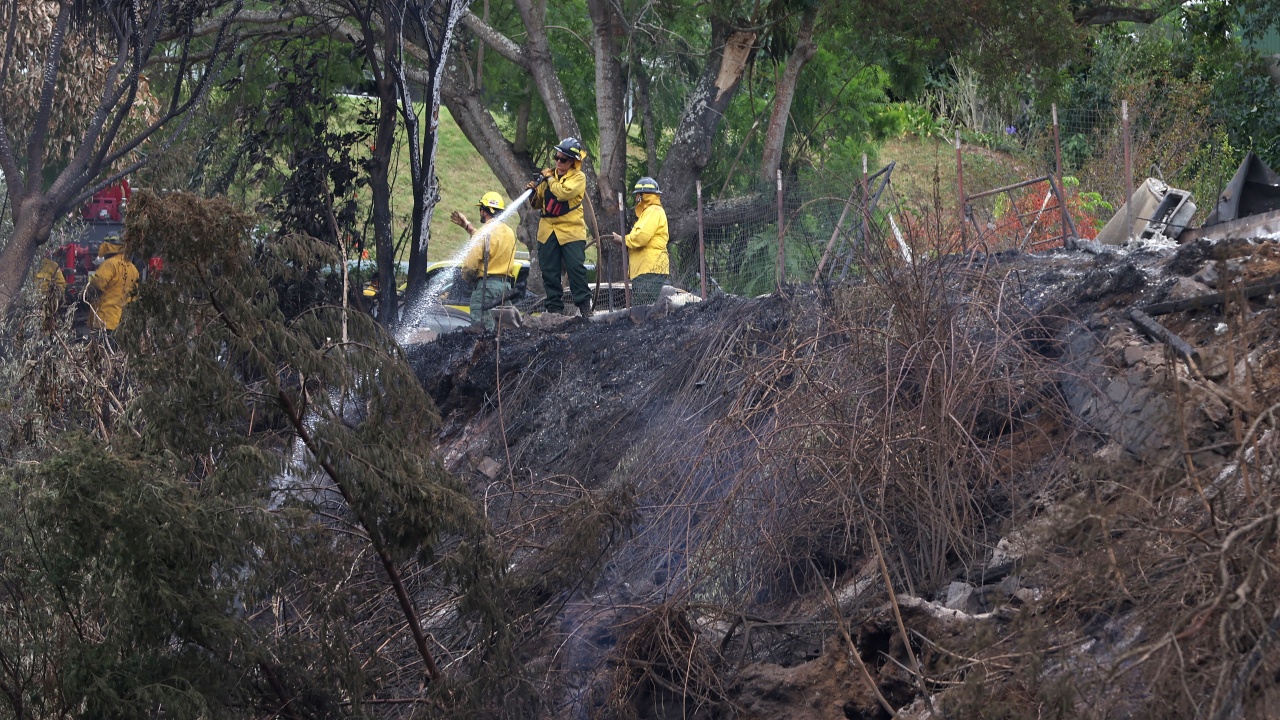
[576,299,593,318]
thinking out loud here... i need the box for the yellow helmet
[477,191,506,212]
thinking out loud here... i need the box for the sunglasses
[554,155,572,163]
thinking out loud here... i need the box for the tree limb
[24,0,71,196]
[1072,2,1177,26]
[461,9,527,67]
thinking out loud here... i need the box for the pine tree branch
[276,389,444,683]
[259,662,305,720]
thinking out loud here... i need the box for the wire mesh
[662,98,1239,297]
[669,168,902,297]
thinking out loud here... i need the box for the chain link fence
[668,172,895,298]
[663,98,1242,298]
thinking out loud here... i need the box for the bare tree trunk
[759,5,818,183]
[474,0,488,88]
[587,0,627,280]
[0,199,49,312]
[510,0,580,142]
[370,63,399,324]
[635,65,659,178]
[657,21,757,217]
[400,0,469,305]
[388,5,431,308]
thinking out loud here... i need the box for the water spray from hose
[395,187,535,344]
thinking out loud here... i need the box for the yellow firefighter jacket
[532,160,588,245]
[35,258,67,295]
[89,242,139,330]
[624,194,670,279]
[461,220,518,281]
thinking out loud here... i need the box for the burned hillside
[405,234,1280,718]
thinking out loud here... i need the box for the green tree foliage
[1051,0,1280,207]
[0,192,507,717]
[1,439,284,718]
[1179,0,1280,165]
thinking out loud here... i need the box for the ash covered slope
[407,239,1280,719]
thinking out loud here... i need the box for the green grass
[878,135,1038,215]
[389,103,509,261]
[330,97,512,262]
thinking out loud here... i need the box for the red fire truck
[51,180,137,295]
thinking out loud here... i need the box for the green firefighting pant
[469,277,511,331]
[538,235,591,313]
[630,273,668,305]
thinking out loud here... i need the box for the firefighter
[450,191,517,331]
[609,176,670,305]
[526,137,592,318]
[87,236,139,331]
[34,254,68,300]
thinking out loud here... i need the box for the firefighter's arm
[526,170,551,191]
[546,170,585,202]
[450,210,474,234]
[625,208,657,250]
[88,262,115,292]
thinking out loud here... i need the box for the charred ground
[407,239,1280,719]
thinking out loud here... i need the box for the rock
[1198,346,1231,381]
[1122,345,1147,367]
[1165,276,1212,302]
[1225,257,1248,277]
[1192,263,1219,287]
[1106,378,1130,403]
[1201,392,1230,424]
[491,306,523,330]
[944,581,980,614]
[1093,442,1126,462]
[989,536,1026,568]
[997,574,1023,598]
[1060,329,1183,463]
[476,456,502,479]
[1013,587,1040,605]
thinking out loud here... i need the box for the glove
[541,168,554,178]
[449,210,469,229]
[525,180,540,191]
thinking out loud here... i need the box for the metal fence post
[619,191,631,308]
[955,131,966,248]
[597,199,606,310]
[1123,99,1133,243]
[776,168,785,293]
[696,180,708,299]
[1053,104,1069,248]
